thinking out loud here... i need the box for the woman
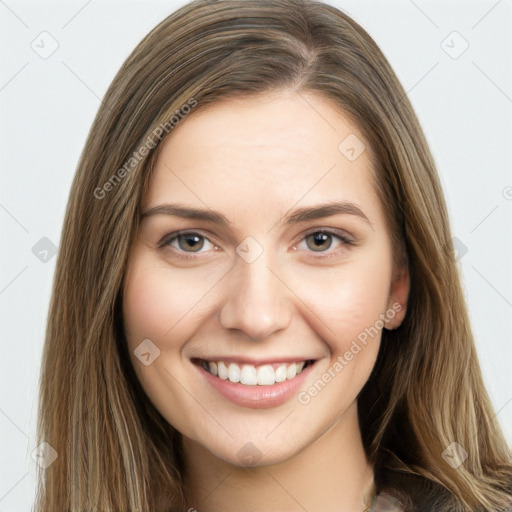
[35,0,512,511]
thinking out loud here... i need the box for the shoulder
[370,492,405,511]
[375,465,512,511]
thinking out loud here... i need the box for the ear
[385,265,409,330]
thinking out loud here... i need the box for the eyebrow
[140,201,373,229]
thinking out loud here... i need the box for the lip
[193,359,316,409]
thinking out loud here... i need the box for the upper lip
[191,356,316,365]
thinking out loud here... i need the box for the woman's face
[122,90,408,467]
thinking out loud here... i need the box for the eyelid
[299,226,355,244]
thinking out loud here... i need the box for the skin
[122,90,409,512]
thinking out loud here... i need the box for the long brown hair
[35,1,512,510]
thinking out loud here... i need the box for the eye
[158,228,354,261]
[161,231,218,256]
[295,229,354,256]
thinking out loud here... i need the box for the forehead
[144,91,382,228]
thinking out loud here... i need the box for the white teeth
[257,364,275,386]
[286,363,297,380]
[275,364,287,383]
[218,361,228,380]
[208,361,218,376]
[202,359,311,385]
[240,365,257,385]
[228,363,240,383]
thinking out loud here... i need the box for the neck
[182,401,375,512]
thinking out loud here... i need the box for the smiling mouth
[192,358,316,386]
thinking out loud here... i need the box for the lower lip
[194,362,316,409]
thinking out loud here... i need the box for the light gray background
[1,0,511,509]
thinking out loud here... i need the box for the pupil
[179,234,203,252]
[308,232,331,252]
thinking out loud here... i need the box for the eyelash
[158,229,355,261]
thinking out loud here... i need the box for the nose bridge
[218,238,292,341]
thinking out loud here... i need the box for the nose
[218,247,292,341]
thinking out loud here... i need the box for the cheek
[289,255,392,350]
[122,259,215,350]
[123,268,173,347]
[290,261,391,412]
[121,258,211,434]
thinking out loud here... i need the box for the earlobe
[385,265,410,330]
